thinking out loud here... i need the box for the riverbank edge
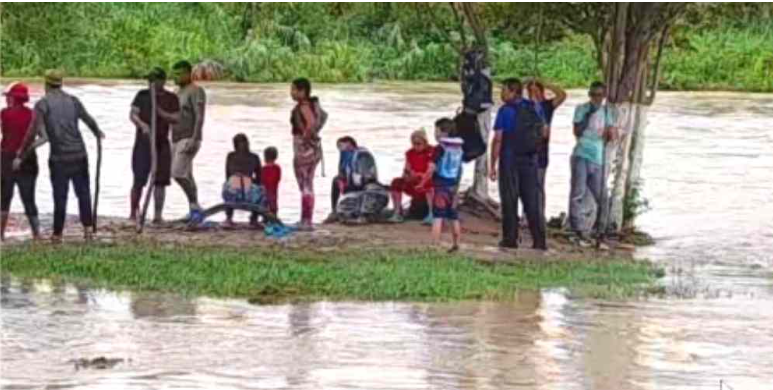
[0,242,664,303]
[1,77,770,94]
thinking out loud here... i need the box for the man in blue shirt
[570,81,618,243]
[489,78,548,250]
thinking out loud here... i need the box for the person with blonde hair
[388,128,435,224]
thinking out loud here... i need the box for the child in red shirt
[261,146,281,216]
[388,129,435,224]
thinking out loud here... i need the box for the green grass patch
[0,243,662,302]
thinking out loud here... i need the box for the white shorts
[171,139,201,179]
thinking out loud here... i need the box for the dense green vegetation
[2,3,772,91]
[0,243,661,301]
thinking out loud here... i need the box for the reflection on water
[1,82,772,389]
[2,278,772,390]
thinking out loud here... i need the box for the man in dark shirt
[129,67,180,223]
[16,70,105,242]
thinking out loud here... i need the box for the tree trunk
[470,108,492,200]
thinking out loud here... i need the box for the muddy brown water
[1,81,772,389]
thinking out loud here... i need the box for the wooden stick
[137,82,158,233]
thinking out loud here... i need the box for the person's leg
[50,163,69,240]
[71,161,94,237]
[224,207,235,225]
[295,161,317,229]
[0,176,14,241]
[586,161,604,231]
[172,139,200,214]
[432,218,443,246]
[451,220,461,252]
[331,177,342,212]
[498,164,519,247]
[568,156,590,235]
[517,160,547,250]
[537,166,547,219]
[153,186,166,223]
[422,188,434,225]
[130,185,142,220]
[390,178,404,216]
[17,174,40,239]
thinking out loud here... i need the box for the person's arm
[225,153,234,179]
[75,97,105,139]
[417,148,440,189]
[15,108,47,166]
[190,87,206,142]
[489,132,502,181]
[572,105,585,138]
[545,82,567,108]
[157,93,181,124]
[130,106,150,135]
[253,155,262,184]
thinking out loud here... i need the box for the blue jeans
[50,159,93,236]
[569,156,602,234]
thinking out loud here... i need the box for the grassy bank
[0,243,662,302]
[2,3,771,91]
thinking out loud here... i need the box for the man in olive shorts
[157,60,206,220]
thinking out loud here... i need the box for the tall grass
[2,3,771,91]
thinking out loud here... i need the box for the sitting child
[324,136,358,223]
[261,146,281,216]
[418,118,464,252]
[223,133,264,228]
[388,129,435,224]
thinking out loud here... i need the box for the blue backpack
[437,138,464,181]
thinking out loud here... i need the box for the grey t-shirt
[34,89,100,162]
[172,84,206,142]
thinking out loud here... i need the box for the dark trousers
[50,159,93,236]
[331,176,347,211]
[1,174,38,217]
[498,156,547,249]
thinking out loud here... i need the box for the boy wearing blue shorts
[419,118,464,252]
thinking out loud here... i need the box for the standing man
[157,60,206,221]
[489,78,548,250]
[526,78,567,217]
[569,81,617,245]
[15,70,105,242]
[129,67,180,223]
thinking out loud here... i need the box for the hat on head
[3,82,30,102]
[44,69,64,86]
[146,66,167,81]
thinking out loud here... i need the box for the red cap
[3,83,30,102]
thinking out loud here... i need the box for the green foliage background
[2,2,772,91]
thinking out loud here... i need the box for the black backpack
[506,101,545,156]
[453,109,487,162]
[461,49,493,113]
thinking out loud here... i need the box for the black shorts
[132,140,172,188]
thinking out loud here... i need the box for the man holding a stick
[129,67,179,224]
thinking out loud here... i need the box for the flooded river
[1,81,772,389]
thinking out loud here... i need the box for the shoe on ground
[322,213,338,224]
[448,245,460,253]
[294,221,314,232]
[499,240,518,249]
[422,214,434,226]
[387,213,404,224]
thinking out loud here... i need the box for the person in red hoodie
[387,129,435,224]
[261,146,281,217]
[1,83,40,240]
